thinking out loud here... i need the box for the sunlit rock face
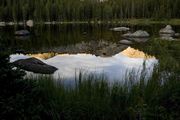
[10,47,158,83]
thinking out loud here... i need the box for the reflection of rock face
[25,41,128,58]
[119,40,133,45]
[110,27,130,32]
[28,52,58,59]
[15,36,30,40]
[27,46,155,60]
[121,47,154,59]
[13,58,58,74]
[160,34,175,41]
[15,30,30,36]
[130,38,149,43]
[95,42,127,57]
[122,30,150,38]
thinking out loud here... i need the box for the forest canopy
[0,0,180,21]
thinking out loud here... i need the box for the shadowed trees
[0,0,179,22]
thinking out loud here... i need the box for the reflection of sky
[10,47,158,83]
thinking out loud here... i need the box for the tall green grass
[26,67,180,120]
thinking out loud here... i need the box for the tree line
[0,0,179,22]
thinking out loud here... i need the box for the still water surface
[0,24,179,82]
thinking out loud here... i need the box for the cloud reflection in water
[10,47,158,83]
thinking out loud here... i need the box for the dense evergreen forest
[0,0,180,22]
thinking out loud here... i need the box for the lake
[0,24,180,83]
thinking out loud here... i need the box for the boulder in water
[13,57,58,74]
[110,27,130,32]
[26,20,34,27]
[159,25,175,36]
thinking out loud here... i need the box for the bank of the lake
[1,19,180,26]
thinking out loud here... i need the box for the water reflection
[1,24,179,55]
[130,38,149,43]
[15,36,30,40]
[10,47,158,83]
[121,47,155,59]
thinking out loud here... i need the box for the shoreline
[1,19,180,26]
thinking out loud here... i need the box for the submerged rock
[110,27,130,32]
[159,25,175,36]
[122,30,150,38]
[119,40,133,45]
[15,30,30,36]
[13,57,58,74]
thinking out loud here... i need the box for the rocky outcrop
[15,30,30,36]
[122,30,150,38]
[122,32,133,38]
[110,27,130,32]
[13,57,58,74]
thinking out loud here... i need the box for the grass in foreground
[20,69,180,120]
